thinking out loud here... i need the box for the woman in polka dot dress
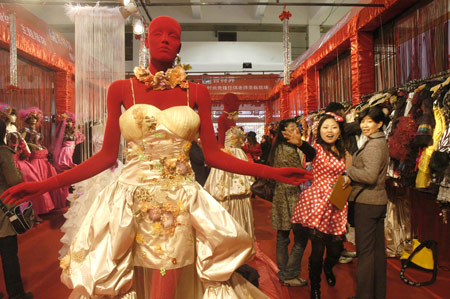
[290,113,348,299]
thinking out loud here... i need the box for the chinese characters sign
[189,74,279,101]
[0,4,75,65]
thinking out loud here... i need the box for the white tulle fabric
[59,160,123,259]
[60,104,267,298]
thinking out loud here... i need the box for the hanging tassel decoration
[8,12,20,91]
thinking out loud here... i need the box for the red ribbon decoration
[279,10,292,21]
[6,85,20,91]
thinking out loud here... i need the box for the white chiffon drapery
[66,4,125,161]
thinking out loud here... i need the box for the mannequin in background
[204,94,290,298]
[3,16,311,298]
[204,93,256,238]
[0,105,54,220]
[0,104,31,160]
[52,112,85,173]
[19,107,67,210]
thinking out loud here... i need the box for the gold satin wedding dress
[203,126,255,239]
[60,99,268,299]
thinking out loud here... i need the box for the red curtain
[319,51,352,107]
[265,100,273,126]
[374,22,398,91]
[289,82,304,117]
[394,0,449,85]
[350,32,375,105]
[0,48,54,148]
[305,69,319,113]
[271,98,281,122]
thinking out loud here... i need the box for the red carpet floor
[0,199,448,299]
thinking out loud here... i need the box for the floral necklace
[133,63,191,90]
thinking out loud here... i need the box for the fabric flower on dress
[133,64,191,90]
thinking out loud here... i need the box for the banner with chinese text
[189,74,280,101]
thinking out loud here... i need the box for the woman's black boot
[309,260,322,299]
[323,262,336,287]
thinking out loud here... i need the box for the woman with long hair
[243,131,262,163]
[268,118,316,287]
[260,134,272,165]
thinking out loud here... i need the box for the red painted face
[146,16,181,63]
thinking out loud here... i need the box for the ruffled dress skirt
[13,152,55,214]
[30,149,68,209]
[55,140,77,172]
[59,161,123,259]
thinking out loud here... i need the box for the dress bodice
[63,133,77,142]
[119,104,200,142]
[118,104,201,187]
[21,127,45,150]
[224,126,245,148]
[7,131,21,148]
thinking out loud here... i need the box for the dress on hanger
[416,106,445,188]
[60,80,269,298]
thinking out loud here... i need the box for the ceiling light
[119,0,137,19]
[133,18,145,35]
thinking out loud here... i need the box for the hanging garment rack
[361,69,450,100]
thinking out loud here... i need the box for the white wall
[179,41,283,73]
[126,31,308,73]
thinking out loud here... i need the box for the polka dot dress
[291,143,348,235]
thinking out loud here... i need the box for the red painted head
[146,16,181,63]
[223,93,240,113]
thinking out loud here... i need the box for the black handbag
[400,239,438,286]
[251,178,275,202]
[0,201,35,234]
